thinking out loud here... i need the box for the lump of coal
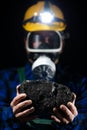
[18,80,73,119]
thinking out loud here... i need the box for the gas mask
[26,31,63,80]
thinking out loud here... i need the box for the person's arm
[72,77,87,129]
[0,80,19,129]
[0,69,21,129]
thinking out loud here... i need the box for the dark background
[0,0,87,76]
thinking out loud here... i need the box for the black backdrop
[0,0,87,76]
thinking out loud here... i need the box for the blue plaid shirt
[0,62,87,130]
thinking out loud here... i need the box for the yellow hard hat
[22,1,67,32]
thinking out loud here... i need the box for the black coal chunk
[18,80,73,119]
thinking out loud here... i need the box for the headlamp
[39,11,54,24]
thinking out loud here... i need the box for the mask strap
[17,67,26,83]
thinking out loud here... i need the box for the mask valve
[32,56,56,80]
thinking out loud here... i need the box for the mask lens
[27,31,62,52]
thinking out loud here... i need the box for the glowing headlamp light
[39,12,54,24]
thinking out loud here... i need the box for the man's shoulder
[0,64,26,79]
[56,64,86,83]
[0,62,30,73]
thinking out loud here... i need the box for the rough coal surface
[18,80,73,119]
